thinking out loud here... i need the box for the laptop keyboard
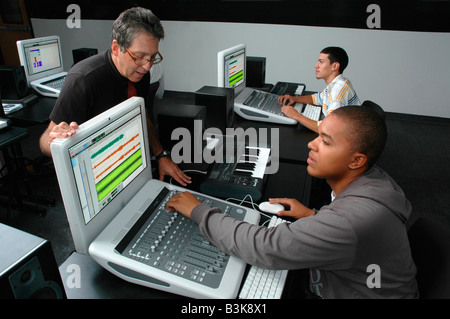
[243,91,285,116]
[244,90,321,122]
[115,187,251,289]
[45,77,65,89]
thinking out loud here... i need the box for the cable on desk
[225,194,274,221]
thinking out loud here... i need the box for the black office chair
[408,217,450,299]
[361,100,385,121]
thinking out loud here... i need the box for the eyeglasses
[125,48,163,65]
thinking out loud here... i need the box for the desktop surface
[59,252,183,299]
[7,96,55,125]
[233,114,317,164]
[57,160,312,299]
[0,126,29,148]
[54,89,319,299]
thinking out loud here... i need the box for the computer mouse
[258,201,284,214]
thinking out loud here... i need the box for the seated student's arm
[281,106,320,133]
[166,191,200,218]
[278,94,314,106]
[167,191,350,271]
[277,94,320,132]
[268,198,315,219]
[39,121,79,157]
[166,192,315,220]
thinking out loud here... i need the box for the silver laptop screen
[23,38,63,76]
[68,107,147,225]
[224,48,245,89]
[217,44,246,96]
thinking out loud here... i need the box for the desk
[59,252,183,299]
[0,126,28,147]
[234,115,317,165]
[0,126,46,220]
[58,162,310,299]
[233,89,319,164]
[57,90,327,299]
[0,95,56,219]
[7,96,55,126]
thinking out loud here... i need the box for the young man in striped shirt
[278,47,360,133]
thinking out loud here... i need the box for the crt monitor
[50,97,151,254]
[16,35,65,86]
[217,44,246,96]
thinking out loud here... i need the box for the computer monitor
[16,35,65,87]
[217,44,246,96]
[50,97,151,253]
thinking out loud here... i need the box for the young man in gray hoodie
[166,105,418,299]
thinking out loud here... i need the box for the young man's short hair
[331,105,387,168]
[321,47,349,74]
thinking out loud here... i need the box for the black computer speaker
[0,224,66,299]
[246,56,266,88]
[0,65,28,99]
[195,86,234,132]
[72,48,98,65]
[158,104,206,164]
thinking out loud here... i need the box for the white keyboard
[295,104,321,121]
[238,215,289,299]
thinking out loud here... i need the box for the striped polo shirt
[312,74,361,117]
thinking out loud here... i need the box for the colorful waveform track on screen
[228,58,244,87]
[90,127,143,203]
[95,148,142,201]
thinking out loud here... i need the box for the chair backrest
[408,217,450,299]
[361,100,385,121]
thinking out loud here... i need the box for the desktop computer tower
[0,65,28,99]
[72,48,98,65]
[158,104,206,164]
[246,56,266,88]
[0,223,66,299]
[195,86,234,132]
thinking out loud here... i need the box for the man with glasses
[39,7,191,186]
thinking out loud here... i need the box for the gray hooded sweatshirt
[190,165,418,298]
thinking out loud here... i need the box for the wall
[30,18,450,118]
